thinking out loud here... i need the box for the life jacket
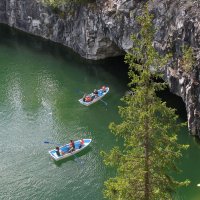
[98,89,103,96]
[102,86,106,92]
[79,139,84,149]
[80,139,84,145]
[85,96,92,102]
[70,141,75,149]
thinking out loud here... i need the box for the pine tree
[102,3,190,200]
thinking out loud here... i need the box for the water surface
[0,24,200,200]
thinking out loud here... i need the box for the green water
[0,24,200,200]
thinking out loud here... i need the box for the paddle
[100,99,108,106]
[71,152,84,165]
[44,141,62,146]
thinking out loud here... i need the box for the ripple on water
[0,24,127,200]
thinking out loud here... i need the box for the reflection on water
[0,24,127,200]
[0,23,200,200]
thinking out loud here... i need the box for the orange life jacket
[85,96,91,102]
[80,139,84,145]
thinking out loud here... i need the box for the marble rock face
[0,0,200,137]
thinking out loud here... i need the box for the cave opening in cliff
[0,23,187,122]
[157,88,187,122]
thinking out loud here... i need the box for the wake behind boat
[79,86,109,106]
[49,139,92,161]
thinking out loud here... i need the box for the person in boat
[69,140,75,152]
[79,139,84,149]
[98,89,103,96]
[102,86,107,92]
[83,95,92,102]
[55,146,62,157]
[82,93,86,102]
[93,89,98,96]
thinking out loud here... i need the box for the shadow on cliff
[0,23,129,84]
[0,23,187,121]
[157,88,187,122]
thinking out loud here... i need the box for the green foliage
[180,46,195,72]
[102,3,190,200]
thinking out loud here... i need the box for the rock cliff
[0,0,200,137]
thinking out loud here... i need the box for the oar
[100,99,108,106]
[44,141,62,146]
[72,152,84,165]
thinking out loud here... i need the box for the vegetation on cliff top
[180,46,195,73]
